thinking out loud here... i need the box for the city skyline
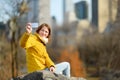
[50,0,81,25]
[0,0,81,25]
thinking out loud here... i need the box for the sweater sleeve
[44,52,55,68]
[19,32,33,49]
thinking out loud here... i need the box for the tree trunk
[11,31,18,78]
[114,0,120,24]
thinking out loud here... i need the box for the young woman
[19,23,70,77]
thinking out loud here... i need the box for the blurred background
[0,0,120,80]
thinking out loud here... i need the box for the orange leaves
[59,46,86,77]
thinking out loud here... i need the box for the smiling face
[36,23,51,38]
[38,26,49,38]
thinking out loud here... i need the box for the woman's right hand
[26,23,32,33]
[49,66,55,72]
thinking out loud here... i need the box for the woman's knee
[63,62,70,68]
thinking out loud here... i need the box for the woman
[19,23,70,77]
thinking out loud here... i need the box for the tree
[77,0,120,78]
[59,46,86,77]
[0,0,29,78]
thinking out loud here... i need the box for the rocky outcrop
[13,70,86,80]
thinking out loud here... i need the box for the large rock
[13,70,86,80]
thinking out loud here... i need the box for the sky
[50,0,80,25]
[0,1,11,23]
[0,0,22,23]
[50,0,63,25]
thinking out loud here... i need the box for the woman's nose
[43,31,46,34]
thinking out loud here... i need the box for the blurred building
[63,0,117,33]
[27,0,51,26]
[74,0,93,43]
[98,0,117,33]
[74,0,117,33]
[74,0,92,23]
[63,0,77,23]
[38,0,51,25]
[27,0,39,23]
[55,0,117,47]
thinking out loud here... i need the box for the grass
[87,77,99,80]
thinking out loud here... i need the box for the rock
[13,70,86,80]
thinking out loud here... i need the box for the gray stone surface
[13,70,86,80]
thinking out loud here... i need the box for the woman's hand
[49,66,55,72]
[26,23,32,33]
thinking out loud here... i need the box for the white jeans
[54,62,70,77]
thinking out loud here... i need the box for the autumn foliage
[58,46,86,77]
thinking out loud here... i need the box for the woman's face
[38,26,49,38]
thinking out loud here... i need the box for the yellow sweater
[19,32,55,73]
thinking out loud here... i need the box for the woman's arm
[19,23,33,48]
[44,52,55,69]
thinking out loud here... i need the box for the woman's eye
[41,29,48,33]
[45,31,48,33]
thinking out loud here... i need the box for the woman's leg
[55,62,70,77]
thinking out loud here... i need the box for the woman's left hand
[49,66,55,72]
